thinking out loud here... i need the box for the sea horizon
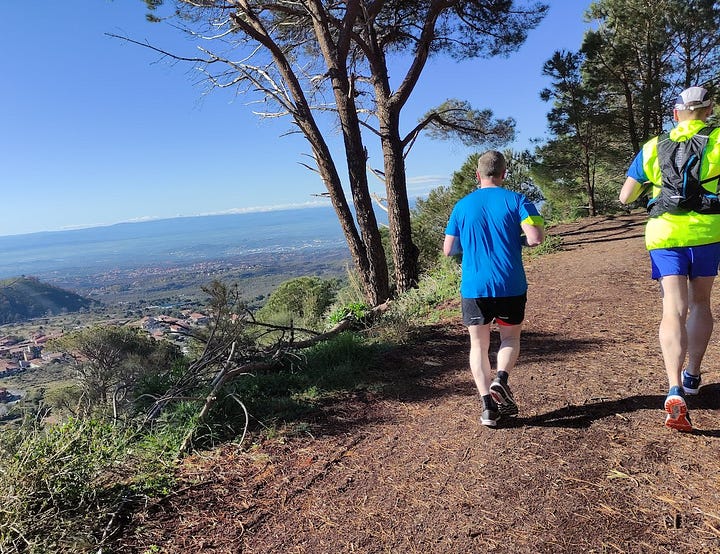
[0,201,341,240]
[0,205,362,280]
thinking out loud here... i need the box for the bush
[256,276,340,328]
[377,258,460,343]
[0,417,182,553]
[327,302,371,325]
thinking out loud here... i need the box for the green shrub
[0,417,182,553]
[377,258,460,342]
[327,302,371,325]
[210,332,385,438]
[256,276,340,328]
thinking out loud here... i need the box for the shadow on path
[552,215,645,248]
[509,384,720,437]
[518,331,609,363]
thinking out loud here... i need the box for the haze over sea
[0,206,351,280]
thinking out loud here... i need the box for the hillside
[0,276,94,324]
[118,213,720,553]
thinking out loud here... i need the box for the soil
[118,213,720,554]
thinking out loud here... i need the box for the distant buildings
[0,309,210,380]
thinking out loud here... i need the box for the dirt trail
[120,213,720,554]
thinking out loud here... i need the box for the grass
[376,256,461,343]
[0,416,188,552]
[210,331,388,441]
[524,232,564,258]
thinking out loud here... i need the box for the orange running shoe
[664,388,693,432]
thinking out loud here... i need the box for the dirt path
[120,213,720,554]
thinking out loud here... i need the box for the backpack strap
[698,126,720,188]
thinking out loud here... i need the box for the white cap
[675,86,712,111]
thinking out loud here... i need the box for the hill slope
[0,276,94,324]
[118,213,720,553]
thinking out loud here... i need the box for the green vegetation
[0,238,475,552]
[0,417,182,553]
[256,276,341,329]
[0,276,95,324]
[327,302,371,325]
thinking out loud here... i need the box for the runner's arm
[620,150,651,204]
[619,176,646,204]
[521,221,545,247]
[443,234,462,256]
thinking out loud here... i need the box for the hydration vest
[647,126,720,217]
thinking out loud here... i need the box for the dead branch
[371,193,389,215]
[178,342,238,456]
[155,291,391,456]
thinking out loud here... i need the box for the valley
[0,246,351,424]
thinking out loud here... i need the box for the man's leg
[490,323,522,415]
[659,275,692,431]
[659,275,689,389]
[497,323,522,375]
[686,276,715,376]
[468,324,499,427]
[468,323,492,395]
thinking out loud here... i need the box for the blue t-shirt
[445,187,541,298]
[626,150,647,182]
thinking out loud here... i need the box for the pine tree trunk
[378,110,419,293]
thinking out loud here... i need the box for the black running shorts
[461,294,527,327]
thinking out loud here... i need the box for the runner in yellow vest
[620,86,720,432]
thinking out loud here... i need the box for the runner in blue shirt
[444,150,545,427]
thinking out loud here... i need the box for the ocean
[0,206,352,279]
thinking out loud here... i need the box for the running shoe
[497,401,519,417]
[682,370,702,395]
[664,387,693,432]
[480,407,500,428]
[490,377,519,417]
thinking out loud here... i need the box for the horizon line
[0,191,434,240]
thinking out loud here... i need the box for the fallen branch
[286,299,391,348]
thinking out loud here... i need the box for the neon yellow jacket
[639,119,720,249]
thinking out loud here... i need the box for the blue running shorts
[649,242,720,280]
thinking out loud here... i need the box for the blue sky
[1,1,592,237]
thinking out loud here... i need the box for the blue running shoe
[664,386,693,432]
[682,370,701,395]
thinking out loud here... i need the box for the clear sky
[1,1,593,237]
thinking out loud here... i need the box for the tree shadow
[510,384,720,437]
[562,232,646,248]
[377,331,606,406]
[517,331,608,363]
[553,215,645,238]
[552,216,646,248]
